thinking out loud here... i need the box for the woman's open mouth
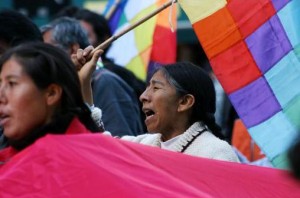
[144,109,155,117]
[0,114,9,126]
[143,109,156,125]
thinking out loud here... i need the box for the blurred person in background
[41,17,144,137]
[55,6,147,131]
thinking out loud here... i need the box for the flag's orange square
[193,7,242,59]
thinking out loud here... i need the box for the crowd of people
[0,7,299,182]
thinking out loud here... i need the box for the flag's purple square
[245,15,292,73]
[108,0,128,33]
[229,77,281,128]
[272,0,291,11]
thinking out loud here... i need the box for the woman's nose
[139,88,149,103]
[0,85,7,104]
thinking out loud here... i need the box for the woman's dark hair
[157,62,223,139]
[0,42,101,149]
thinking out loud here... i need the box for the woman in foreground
[0,43,102,163]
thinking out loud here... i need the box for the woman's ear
[177,94,195,112]
[45,84,62,106]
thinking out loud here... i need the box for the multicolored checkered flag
[104,0,177,81]
[178,0,300,169]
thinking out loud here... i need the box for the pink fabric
[0,118,93,167]
[0,133,299,197]
[64,117,93,135]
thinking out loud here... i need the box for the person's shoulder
[121,133,161,146]
[103,60,146,91]
[196,132,240,162]
[93,68,119,80]
[199,132,232,150]
[93,68,131,88]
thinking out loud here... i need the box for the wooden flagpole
[91,0,177,55]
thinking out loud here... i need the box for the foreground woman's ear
[177,94,195,112]
[45,84,63,106]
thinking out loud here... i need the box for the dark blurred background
[0,0,207,65]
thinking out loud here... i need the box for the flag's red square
[210,41,262,94]
[227,0,276,38]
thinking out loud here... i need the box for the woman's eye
[8,81,17,87]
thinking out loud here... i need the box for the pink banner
[1,133,299,197]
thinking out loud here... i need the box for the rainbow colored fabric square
[104,0,176,81]
[179,0,300,168]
